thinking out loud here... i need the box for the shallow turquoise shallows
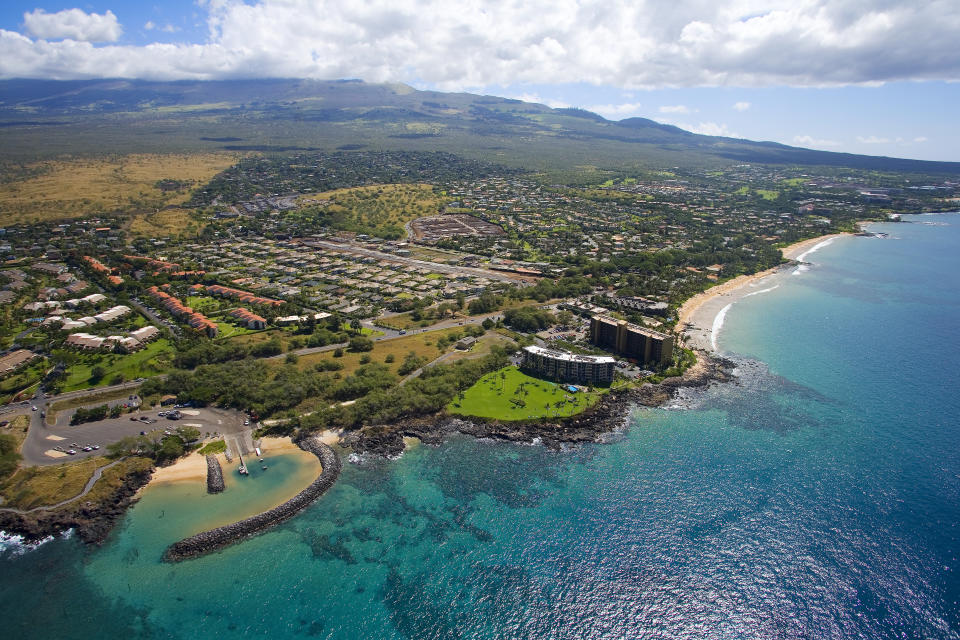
[2,213,959,639]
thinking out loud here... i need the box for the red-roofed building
[146,286,218,337]
[229,307,267,330]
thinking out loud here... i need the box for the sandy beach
[150,431,342,485]
[677,233,849,352]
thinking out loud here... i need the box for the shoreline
[677,233,849,352]
[0,233,861,545]
[148,432,342,487]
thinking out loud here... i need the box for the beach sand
[677,233,848,352]
[150,431,342,485]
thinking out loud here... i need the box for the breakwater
[206,455,224,493]
[164,438,340,562]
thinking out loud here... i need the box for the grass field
[298,183,450,239]
[0,456,104,509]
[185,296,223,314]
[57,339,173,392]
[0,358,47,404]
[0,455,153,510]
[447,366,602,421]
[0,153,239,223]
[293,326,464,377]
[198,439,226,455]
[0,415,30,451]
[215,321,262,339]
[127,207,205,238]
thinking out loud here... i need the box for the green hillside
[2,78,959,175]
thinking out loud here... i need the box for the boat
[237,453,249,475]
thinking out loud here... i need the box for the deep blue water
[2,213,959,639]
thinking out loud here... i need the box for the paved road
[0,459,123,514]
[130,297,179,337]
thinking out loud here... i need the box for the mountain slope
[1,78,958,174]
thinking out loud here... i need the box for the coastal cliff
[340,350,733,458]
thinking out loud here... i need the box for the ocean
[2,213,958,639]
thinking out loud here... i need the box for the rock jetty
[206,455,225,493]
[164,437,340,562]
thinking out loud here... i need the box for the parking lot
[21,405,250,466]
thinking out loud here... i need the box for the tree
[349,318,362,334]
[333,347,344,358]
[89,365,106,382]
[348,336,374,352]
[176,426,201,443]
[481,318,494,330]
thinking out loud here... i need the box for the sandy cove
[150,432,342,485]
[677,233,849,352]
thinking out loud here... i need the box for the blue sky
[2,1,958,162]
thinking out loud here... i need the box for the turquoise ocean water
[2,213,959,639]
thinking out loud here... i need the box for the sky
[1,1,958,162]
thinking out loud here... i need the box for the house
[229,307,267,330]
[130,325,160,344]
[0,349,39,377]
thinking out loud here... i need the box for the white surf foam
[711,303,732,352]
[795,236,836,263]
[709,285,779,352]
[743,284,780,298]
[0,530,57,556]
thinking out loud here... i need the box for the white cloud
[659,105,693,114]
[913,136,928,143]
[144,21,156,31]
[585,102,644,118]
[794,134,840,147]
[3,1,960,85]
[23,8,121,43]
[505,93,571,109]
[733,101,751,111]
[857,135,891,144]
[161,24,180,34]
[664,120,741,138]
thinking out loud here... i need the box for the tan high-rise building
[589,315,674,366]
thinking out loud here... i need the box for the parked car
[66,449,76,455]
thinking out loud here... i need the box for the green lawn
[58,339,173,392]
[186,296,223,314]
[756,189,780,200]
[0,358,47,403]
[215,321,261,339]
[448,366,602,421]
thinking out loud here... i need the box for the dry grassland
[0,153,239,223]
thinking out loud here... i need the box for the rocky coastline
[0,463,154,544]
[1,351,730,549]
[163,437,341,562]
[341,350,734,458]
